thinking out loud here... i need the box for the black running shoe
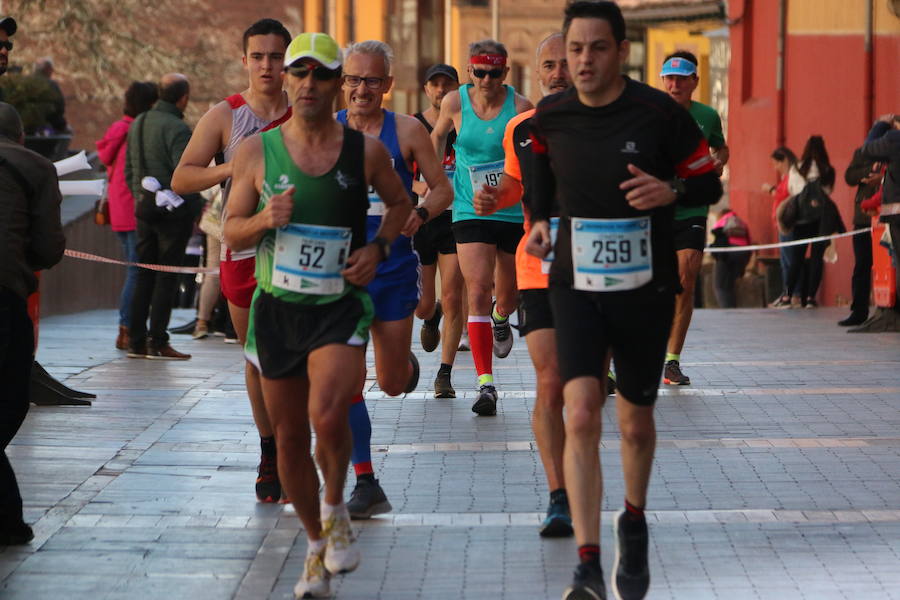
[434,370,456,398]
[612,510,650,600]
[838,312,867,327]
[471,384,498,416]
[255,453,281,503]
[563,563,607,600]
[662,360,690,386]
[168,318,198,335]
[404,353,420,394]
[420,302,442,352]
[347,477,393,519]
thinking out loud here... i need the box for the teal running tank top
[452,84,523,223]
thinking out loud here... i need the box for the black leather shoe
[838,312,868,327]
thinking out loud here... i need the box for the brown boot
[146,344,191,360]
[115,326,130,350]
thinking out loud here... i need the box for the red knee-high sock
[467,316,493,379]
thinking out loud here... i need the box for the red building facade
[726,0,899,306]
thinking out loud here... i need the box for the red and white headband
[470,54,507,66]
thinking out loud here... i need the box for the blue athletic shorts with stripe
[367,253,420,321]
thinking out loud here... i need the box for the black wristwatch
[372,236,391,262]
[415,206,430,223]
[668,177,686,200]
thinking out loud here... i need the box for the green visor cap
[285,32,342,71]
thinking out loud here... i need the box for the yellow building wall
[789,0,900,35]
[354,0,387,44]
[645,27,712,104]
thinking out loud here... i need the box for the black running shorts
[672,216,708,252]
[413,211,456,266]
[452,219,524,255]
[253,289,372,379]
[518,288,554,337]
[549,285,675,406]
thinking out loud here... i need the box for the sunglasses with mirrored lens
[285,65,342,81]
[0,41,12,51]
[472,68,503,80]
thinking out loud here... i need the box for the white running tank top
[220,93,291,261]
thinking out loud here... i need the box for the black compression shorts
[253,289,372,379]
[452,219,523,255]
[549,285,675,405]
[413,211,456,266]
[672,216,708,252]
[518,288,553,337]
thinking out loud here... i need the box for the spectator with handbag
[764,146,798,307]
[96,81,158,350]
[777,135,838,308]
[123,73,201,360]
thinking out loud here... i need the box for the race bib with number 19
[468,160,504,190]
[273,223,352,295]
[571,217,652,292]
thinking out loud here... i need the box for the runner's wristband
[372,236,391,262]
[415,206,429,223]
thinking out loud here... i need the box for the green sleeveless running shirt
[254,125,369,305]
[452,83,523,223]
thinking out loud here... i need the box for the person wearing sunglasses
[224,32,411,599]
[335,40,452,521]
[0,16,16,90]
[172,19,293,507]
[431,39,533,417]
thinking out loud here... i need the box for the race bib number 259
[571,217,652,292]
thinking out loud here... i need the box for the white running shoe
[322,510,360,574]
[293,547,330,599]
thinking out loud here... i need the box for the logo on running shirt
[519,139,533,148]
[620,141,639,154]
[486,127,495,134]
[335,170,355,190]
[274,174,292,191]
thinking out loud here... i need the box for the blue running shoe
[540,496,574,538]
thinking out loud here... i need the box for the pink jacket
[96,116,136,232]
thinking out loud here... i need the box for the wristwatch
[372,236,391,262]
[415,206,430,223]
[668,177,686,200]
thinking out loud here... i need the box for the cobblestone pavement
[2,307,899,599]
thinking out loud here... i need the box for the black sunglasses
[472,68,503,80]
[284,65,342,81]
[0,41,12,51]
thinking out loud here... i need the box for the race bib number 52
[571,217,652,292]
[273,223,352,295]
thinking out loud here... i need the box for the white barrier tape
[64,249,219,274]
[703,228,872,253]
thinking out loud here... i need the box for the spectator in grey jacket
[0,102,65,545]
[124,73,201,359]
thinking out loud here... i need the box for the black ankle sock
[260,436,276,458]
[578,544,601,566]
[357,472,376,483]
[624,499,645,521]
[550,488,568,505]
[438,363,452,375]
